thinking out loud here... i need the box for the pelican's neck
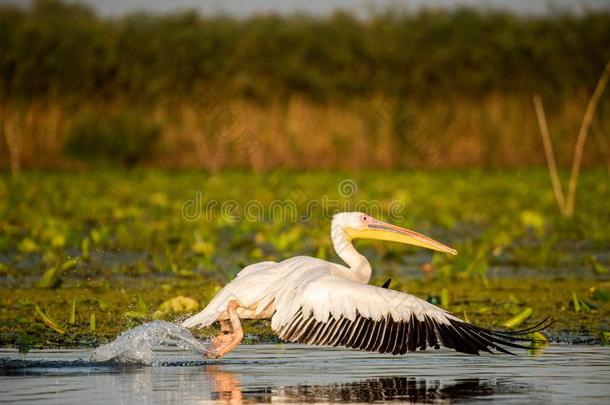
[331,222,372,283]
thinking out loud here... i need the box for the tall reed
[1,95,608,171]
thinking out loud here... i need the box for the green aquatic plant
[153,296,200,318]
[137,293,149,313]
[591,284,610,302]
[97,298,109,310]
[81,237,91,261]
[69,299,76,325]
[502,307,533,329]
[15,334,34,354]
[440,288,450,308]
[572,292,581,312]
[18,238,38,254]
[34,305,66,335]
[36,257,80,289]
[0,169,608,348]
[36,267,62,289]
[520,210,546,238]
[571,292,596,312]
[588,256,609,275]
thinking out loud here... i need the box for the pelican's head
[332,212,457,255]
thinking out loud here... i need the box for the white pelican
[183,212,549,358]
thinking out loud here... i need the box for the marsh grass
[0,169,608,348]
[1,95,608,171]
[2,277,606,350]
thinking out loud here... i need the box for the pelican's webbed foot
[205,300,244,359]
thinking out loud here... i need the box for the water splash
[90,321,209,365]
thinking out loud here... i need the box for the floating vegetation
[137,293,149,313]
[36,258,80,289]
[69,299,76,325]
[90,314,96,331]
[572,292,581,312]
[462,311,470,323]
[154,296,200,318]
[34,305,66,335]
[440,288,450,308]
[502,308,533,329]
[0,170,608,348]
[591,285,610,302]
[81,238,91,261]
[589,256,609,275]
[570,293,596,312]
[36,267,62,289]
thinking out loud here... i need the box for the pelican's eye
[360,215,369,224]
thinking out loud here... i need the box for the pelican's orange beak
[346,218,457,255]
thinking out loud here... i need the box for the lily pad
[154,296,200,318]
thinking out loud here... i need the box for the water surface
[1,344,609,404]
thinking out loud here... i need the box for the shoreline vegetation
[1,1,610,170]
[0,169,608,349]
[1,277,608,350]
[2,95,610,171]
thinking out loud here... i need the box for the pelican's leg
[206,300,243,358]
[210,320,233,353]
[220,320,231,333]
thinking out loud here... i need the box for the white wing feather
[183,256,546,355]
[271,272,457,332]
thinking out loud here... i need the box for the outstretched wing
[271,274,549,355]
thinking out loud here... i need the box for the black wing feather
[277,308,551,356]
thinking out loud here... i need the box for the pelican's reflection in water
[269,378,499,403]
[207,366,525,403]
[206,366,245,403]
[0,357,545,403]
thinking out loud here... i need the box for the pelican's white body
[182,213,457,333]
